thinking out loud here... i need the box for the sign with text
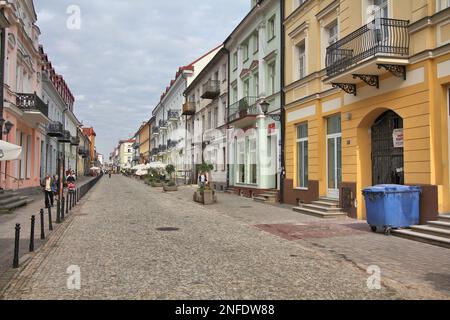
[393,129,404,148]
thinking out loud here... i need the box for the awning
[0,140,22,161]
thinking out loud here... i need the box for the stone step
[439,215,450,222]
[0,192,18,200]
[302,203,343,213]
[0,195,23,206]
[428,221,450,230]
[0,199,28,213]
[258,194,277,202]
[410,225,450,239]
[392,229,450,249]
[253,196,267,203]
[293,206,347,219]
[311,200,340,208]
[319,197,340,203]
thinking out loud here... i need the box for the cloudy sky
[34,0,250,156]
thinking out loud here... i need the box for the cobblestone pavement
[0,175,448,299]
[0,176,95,293]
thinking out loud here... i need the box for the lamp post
[259,100,281,122]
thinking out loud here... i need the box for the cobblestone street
[1,175,449,300]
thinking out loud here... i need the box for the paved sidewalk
[0,175,96,292]
[173,185,450,299]
[1,175,447,299]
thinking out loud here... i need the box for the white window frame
[297,42,306,80]
[436,0,450,12]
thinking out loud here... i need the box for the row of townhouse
[0,0,98,192]
[129,0,450,222]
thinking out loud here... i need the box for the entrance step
[311,200,340,208]
[392,229,450,249]
[293,206,347,219]
[224,188,235,194]
[0,192,18,201]
[410,225,450,239]
[253,196,267,203]
[428,221,450,231]
[439,214,450,222]
[302,204,343,213]
[0,190,31,213]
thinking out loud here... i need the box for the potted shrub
[163,164,178,192]
[193,163,217,205]
[148,168,163,187]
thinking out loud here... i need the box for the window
[222,64,227,82]
[248,138,257,184]
[268,16,276,40]
[372,0,388,18]
[268,62,276,95]
[296,123,308,188]
[238,140,245,183]
[437,0,450,11]
[207,110,212,129]
[214,106,218,128]
[231,84,238,103]
[243,79,250,97]
[327,22,338,45]
[253,73,259,97]
[253,31,259,53]
[232,51,238,70]
[242,42,249,62]
[297,42,306,79]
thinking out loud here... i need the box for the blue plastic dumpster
[362,185,421,235]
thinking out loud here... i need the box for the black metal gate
[371,111,404,185]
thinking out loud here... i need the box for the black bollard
[13,224,20,268]
[61,197,65,221]
[56,199,61,224]
[69,192,72,211]
[66,192,69,215]
[40,209,45,240]
[29,216,35,252]
[48,206,53,231]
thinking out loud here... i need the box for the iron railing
[201,80,220,99]
[228,96,259,124]
[16,93,48,117]
[159,120,168,130]
[47,121,64,137]
[167,139,178,149]
[152,126,160,135]
[325,18,410,77]
[168,110,180,121]
[58,130,71,143]
[158,144,167,152]
[150,147,160,156]
[70,136,80,146]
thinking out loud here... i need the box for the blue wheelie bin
[362,185,421,235]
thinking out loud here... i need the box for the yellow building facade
[138,121,150,163]
[283,0,450,221]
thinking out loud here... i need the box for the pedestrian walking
[198,172,208,188]
[42,174,54,208]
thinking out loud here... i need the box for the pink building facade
[0,0,48,191]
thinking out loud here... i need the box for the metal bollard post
[69,192,72,211]
[40,209,45,240]
[13,224,20,268]
[29,216,35,252]
[48,206,53,231]
[61,197,65,221]
[56,199,61,224]
[66,192,69,215]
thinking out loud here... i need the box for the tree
[166,164,176,181]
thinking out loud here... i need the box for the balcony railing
[159,120,168,130]
[158,144,167,153]
[78,147,87,158]
[168,110,180,121]
[228,96,259,124]
[58,130,71,143]
[167,139,178,149]
[70,136,80,146]
[152,127,160,135]
[47,121,64,137]
[182,101,195,115]
[201,80,220,99]
[325,18,410,78]
[150,147,160,156]
[16,93,48,117]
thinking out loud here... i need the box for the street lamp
[0,119,14,139]
[259,99,281,122]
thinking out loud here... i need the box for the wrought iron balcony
[16,93,49,117]
[58,130,71,143]
[152,126,160,135]
[182,101,195,115]
[78,147,87,158]
[159,120,168,130]
[70,136,80,146]
[158,144,167,153]
[150,147,160,156]
[325,18,409,78]
[168,110,180,121]
[167,139,178,149]
[47,121,64,137]
[201,80,220,99]
[228,96,259,124]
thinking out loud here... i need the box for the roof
[82,127,96,137]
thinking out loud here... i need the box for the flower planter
[151,182,164,187]
[193,190,217,205]
[163,185,178,192]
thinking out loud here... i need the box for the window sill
[294,187,308,191]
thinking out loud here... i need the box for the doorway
[371,110,404,185]
[327,115,342,198]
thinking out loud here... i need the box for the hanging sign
[393,129,404,148]
[268,123,276,134]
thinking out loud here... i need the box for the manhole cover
[156,227,180,232]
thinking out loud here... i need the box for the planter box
[151,182,164,187]
[193,190,217,205]
[163,185,178,192]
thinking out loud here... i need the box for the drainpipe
[225,47,230,189]
[279,0,286,204]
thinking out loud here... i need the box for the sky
[34,0,250,156]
